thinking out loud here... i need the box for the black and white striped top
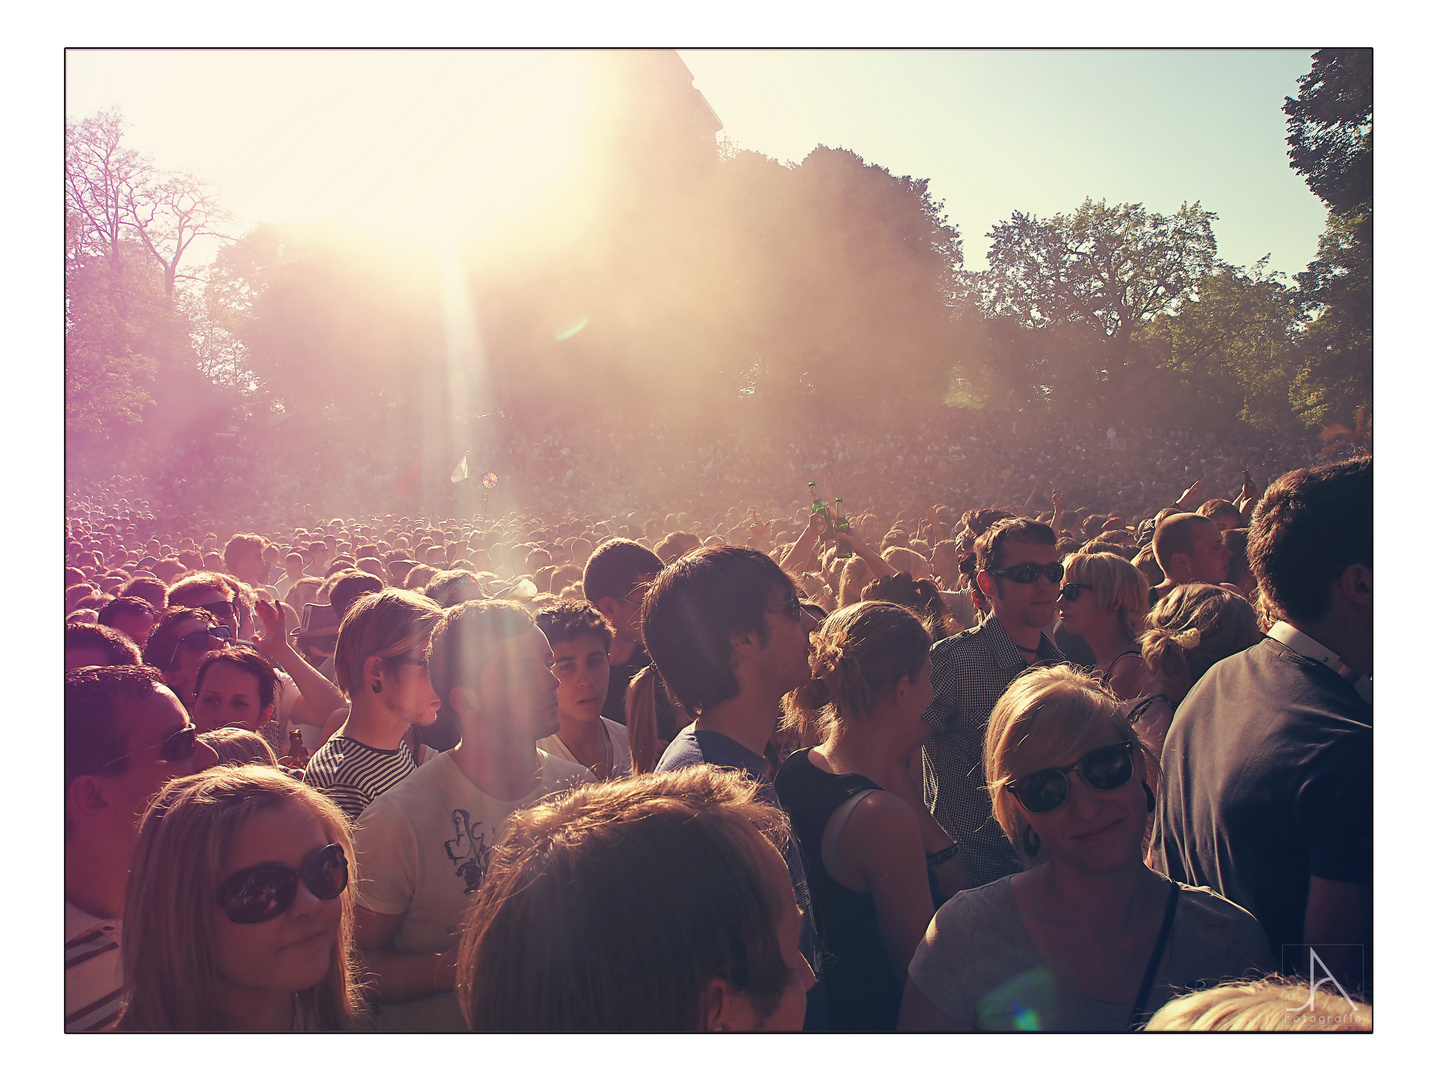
[305,736,418,822]
[65,903,123,1033]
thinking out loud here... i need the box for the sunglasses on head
[1005,741,1136,815]
[98,723,200,772]
[215,843,349,925]
[989,561,1065,585]
[1059,581,1096,602]
[167,625,231,668]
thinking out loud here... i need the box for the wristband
[926,842,961,868]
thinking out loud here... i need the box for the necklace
[570,722,614,781]
[1014,641,1039,654]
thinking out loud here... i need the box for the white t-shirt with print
[352,747,591,1030]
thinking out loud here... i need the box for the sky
[64,47,1327,278]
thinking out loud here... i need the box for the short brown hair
[975,518,1056,575]
[334,588,444,698]
[456,766,795,1031]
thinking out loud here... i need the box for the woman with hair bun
[1130,584,1262,756]
[773,601,944,1031]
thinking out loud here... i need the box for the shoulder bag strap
[1129,880,1182,1030]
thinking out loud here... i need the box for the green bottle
[808,481,827,517]
[834,497,852,556]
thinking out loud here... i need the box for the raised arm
[253,596,346,726]
[844,528,897,583]
[777,511,826,575]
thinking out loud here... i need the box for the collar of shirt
[1267,621,1372,705]
[981,615,1063,671]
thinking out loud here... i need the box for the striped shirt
[919,617,1068,888]
[305,735,417,822]
[65,902,124,1033]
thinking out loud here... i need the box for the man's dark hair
[328,569,385,621]
[975,518,1057,574]
[65,622,143,666]
[222,533,266,575]
[535,600,613,652]
[167,571,236,607]
[142,606,216,670]
[583,539,664,605]
[1198,498,1244,529]
[1153,513,1210,577]
[98,595,156,629]
[65,665,165,837]
[641,546,793,719]
[1248,457,1372,623]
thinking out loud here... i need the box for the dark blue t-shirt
[656,725,829,1031]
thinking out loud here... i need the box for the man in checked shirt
[918,517,1069,887]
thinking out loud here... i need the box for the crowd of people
[63,439,1371,1033]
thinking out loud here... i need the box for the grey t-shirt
[907,875,1273,1032]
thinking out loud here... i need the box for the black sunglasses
[167,625,232,668]
[1005,741,1136,815]
[1059,582,1096,602]
[215,843,349,925]
[97,724,200,772]
[989,561,1065,585]
[765,593,806,622]
[200,600,236,623]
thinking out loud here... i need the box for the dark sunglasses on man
[166,625,232,668]
[989,561,1065,585]
[200,600,236,624]
[97,724,200,772]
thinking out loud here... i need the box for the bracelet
[926,842,961,868]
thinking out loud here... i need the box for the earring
[1143,781,1156,813]
[1021,824,1041,858]
[372,680,383,694]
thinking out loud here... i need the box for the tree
[976,198,1217,414]
[1283,50,1372,428]
[1284,49,1372,221]
[1140,259,1303,433]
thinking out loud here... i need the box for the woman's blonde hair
[116,766,365,1031]
[199,726,280,767]
[1144,976,1371,1031]
[1062,552,1151,638]
[784,601,932,740]
[983,665,1142,846]
[880,546,930,579]
[1139,583,1262,698]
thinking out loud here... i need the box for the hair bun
[796,676,831,710]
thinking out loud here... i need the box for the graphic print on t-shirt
[444,808,491,893]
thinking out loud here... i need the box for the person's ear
[730,628,762,662]
[363,654,387,689]
[702,977,754,1032]
[976,569,998,602]
[449,685,479,718]
[593,596,624,631]
[67,775,114,824]
[259,702,276,726]
[1338,564,1371,610]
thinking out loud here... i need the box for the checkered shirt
[920,616,1068,887]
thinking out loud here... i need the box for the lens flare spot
[554,316,589,341]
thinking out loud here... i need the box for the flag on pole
[450,454,468,484]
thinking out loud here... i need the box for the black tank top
[774,749,903,1031]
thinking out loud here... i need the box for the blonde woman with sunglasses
[116,766,366,1031]
[899,666,1272,1032]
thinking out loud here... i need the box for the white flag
[450,454,468,483]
